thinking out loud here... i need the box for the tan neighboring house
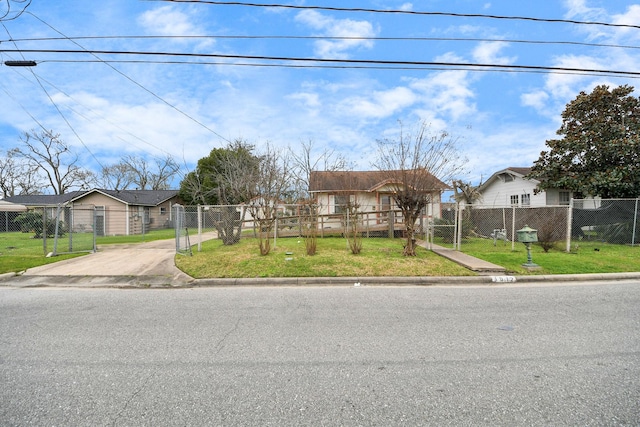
[309,170,449,230]
[5,189,181,236]
[0,199,27,232]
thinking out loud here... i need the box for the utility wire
[145,0,640,30]
[3,48,640,78]
[3,34,640,52]
[2,21,109,180]
[33,58,640,79]
[0,0,31,22]
[25,12,232,145]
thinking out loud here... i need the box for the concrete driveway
[18,234,217,286]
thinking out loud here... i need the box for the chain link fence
[51,204,97,255]
[443,198,640,252]
[2,205,97,256]
[2,202,177,256]
[181,199,639,253]
[3,198,637,257]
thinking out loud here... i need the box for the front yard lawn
[175,237,473,278]
[460,239,640,275]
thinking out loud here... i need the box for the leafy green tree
[530,85,640,198]
[179,140,259,206]
[179,140,260,245]
[14,211,65,238]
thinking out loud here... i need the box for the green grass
[175,237,474,278]
[96,228,176,245]
[0,229,178,274]
[459,238,640,275]
[3,229,639,278]
[0,232,85,274]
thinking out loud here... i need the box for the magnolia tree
[373,121,467,256]
[530,85,640,198]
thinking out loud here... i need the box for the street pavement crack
[110,371,156,427]
[214,317,241,354]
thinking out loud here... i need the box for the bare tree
[452,180,482,205]
[13,130,95,195]
[248,144,293,255]
[289,139,350,200]
[99,163,135,190]
[121,154,180,190]
[373,121,467,256]
[0,148,45,197]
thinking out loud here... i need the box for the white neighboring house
[473,167,598,208]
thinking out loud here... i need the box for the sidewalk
[425,243,506,274]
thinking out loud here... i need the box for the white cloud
[524,2,640,122]
[287,92,321,109]
[610,5,640,41]
[472,42,516,65]
[295,10,377,59]
[138,5,198,36]
[409,69,477,122]
[338,86,417,119]
[563,0,607,20]
[521,91,550,112]
[399,3,413,12]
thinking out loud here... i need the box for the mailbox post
[516,225,539,269]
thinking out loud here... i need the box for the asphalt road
[1,282,639,426]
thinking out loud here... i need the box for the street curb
[190,272,640,287]
[1,272,639,289]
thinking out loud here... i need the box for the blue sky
[1,0,640,191]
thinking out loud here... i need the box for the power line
[0,0,31,22]
[1,21,108,178]
[3,34,640,52]
[145,0,640,30]
[35,58,640,79]
[3,48,640,78]
[25,12,233,145]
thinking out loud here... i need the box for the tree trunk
[403,210,419,256]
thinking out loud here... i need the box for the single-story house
[309,170,449,229]
[4,189,182,236]
[0,199,28,232]
[472,167,600,208]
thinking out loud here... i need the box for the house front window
[143,207,151,224]
[521,193,531,206]
[559,191,571,205]
[380,195,392,212]
[334,194,349,214]
[510,195,519,206]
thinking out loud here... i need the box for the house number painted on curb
[491,276,517,283]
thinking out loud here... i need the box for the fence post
[511,206,516,251]
[93,206,97,252]
[455,203,462,250]
[41,207,47,256]
[388,210,394,238]
[632,198,639,247]
[197,205,202,252]
[566,198,574,252]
